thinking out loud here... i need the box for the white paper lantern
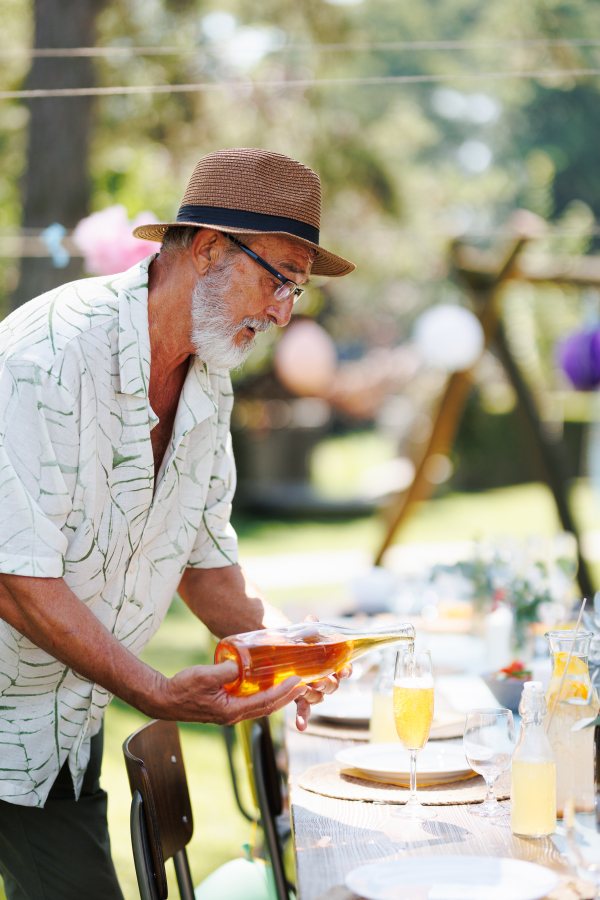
[414,304,484,372]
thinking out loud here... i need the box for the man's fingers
[295,696,311,731]
[211,659,241,685]
[309,673,339,695]
[338,664,353,679]
[227,675,307,720]
[301,685,326,705]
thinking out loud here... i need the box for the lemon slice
[552,653,587,677]
[547,653,589,704]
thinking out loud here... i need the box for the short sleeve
[187,430,239,569]
[0,360,78,577]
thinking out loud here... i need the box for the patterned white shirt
[0,255,238,807]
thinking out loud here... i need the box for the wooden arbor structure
[375,239,600,600]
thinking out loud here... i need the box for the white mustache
[238,316,273,334]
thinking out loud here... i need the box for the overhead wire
[1,68,600,100]
[2,37,600,58]
[2,36,599,99]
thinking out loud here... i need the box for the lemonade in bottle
[511,681,556,837]
[545,630,599,816]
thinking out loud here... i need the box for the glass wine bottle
[215,621,415,696]
[511,681,556,837]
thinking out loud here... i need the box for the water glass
[463,707,515,817]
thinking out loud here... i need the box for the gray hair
[160,226,257,257]
[160,225,204,255]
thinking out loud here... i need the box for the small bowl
[482,674,526,712]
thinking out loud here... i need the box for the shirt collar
[117,254,155,399]
[116,255,218,431]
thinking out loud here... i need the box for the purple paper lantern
[559,329,600,391]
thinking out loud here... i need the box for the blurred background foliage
[2,0,600,501]
[3,0,600,315]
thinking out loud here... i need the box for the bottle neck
[349,625,415,644]
[521,714,545,726]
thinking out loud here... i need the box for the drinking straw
[547,597,587,730]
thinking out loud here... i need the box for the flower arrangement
[429,538,577,648]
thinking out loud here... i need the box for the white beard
[190,257,272,370]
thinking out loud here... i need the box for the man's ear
[190,229,226,276]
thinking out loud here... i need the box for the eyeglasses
[228,235,305,304]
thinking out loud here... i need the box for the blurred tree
[11,0,108,310]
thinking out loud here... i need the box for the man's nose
[265,297,294,328]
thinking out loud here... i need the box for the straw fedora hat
[133,148,355,277]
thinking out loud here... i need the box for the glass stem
[484,776,497,806]
[409,750,418,806]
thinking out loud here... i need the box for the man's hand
[178,569,354,730]
[294,665,353,731]
[152,659,308,725]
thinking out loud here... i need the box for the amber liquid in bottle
[215,622,415,696]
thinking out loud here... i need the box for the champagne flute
[391,648,436,819]
[463,708,515,817]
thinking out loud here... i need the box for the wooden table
[285,726,582,900]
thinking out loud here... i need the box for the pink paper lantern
[73,205,159,275]
[274,319,337,397]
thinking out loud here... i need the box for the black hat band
[176,204,320,245]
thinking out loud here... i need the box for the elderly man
[0,148,355,900]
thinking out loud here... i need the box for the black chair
[250,719,295,900]
[123,720,195,900]
[221,723,256,823]
[222,718,294,900]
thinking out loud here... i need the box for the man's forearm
[0,572,311,727]
[0,574,166,716]
[178,564,289,637]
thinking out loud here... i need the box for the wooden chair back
[123,720,194,899]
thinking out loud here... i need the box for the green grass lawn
[235,479,600,555]
[3,477,599,900]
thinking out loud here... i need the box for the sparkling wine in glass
[391,648,436,819]
[463,708,515,817]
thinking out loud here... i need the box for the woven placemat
[313,874,596,900]
[298,762,511,805]
[293,713,466,743]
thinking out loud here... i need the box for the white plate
[313,692,373,725]
[342,768,473,786]
[336,742,472,782]
[345,856,559,900]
